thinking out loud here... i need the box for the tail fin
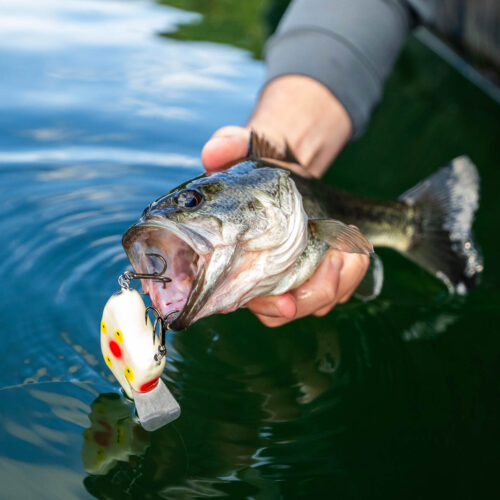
[399,156,483,293]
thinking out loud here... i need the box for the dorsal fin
[247,130,299,164]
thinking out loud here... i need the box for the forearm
[247,75,352,178]
[265,0,416,139]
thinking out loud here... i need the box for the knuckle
[338,292,352,304]
[314,307,331,317]
[323,283,338,304]
[314,299,337,316]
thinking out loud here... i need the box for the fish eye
[175,190,202,209]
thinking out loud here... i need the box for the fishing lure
[100,255,180,431]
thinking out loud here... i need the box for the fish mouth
[122,219,212,331]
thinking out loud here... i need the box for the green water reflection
[158,0,289,58]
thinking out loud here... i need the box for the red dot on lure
[93,431,112,448]
[109,340,122,358]
[138,376,160,393]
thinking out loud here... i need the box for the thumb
[201,126,250,172]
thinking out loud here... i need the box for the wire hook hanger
[118,253,172,290]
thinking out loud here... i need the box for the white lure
[100,288,180,430]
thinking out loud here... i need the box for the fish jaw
[123,219,234,330]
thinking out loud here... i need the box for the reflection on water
[73,294,498,498]
[82,394,151,476]
[0,0,499,498]
[0,383,96,498]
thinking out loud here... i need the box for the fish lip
[122,218,214,256]
[122,218,213,330]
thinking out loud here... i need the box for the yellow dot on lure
[101,321,107,334]
[114,329,123,342]
[124,366,134,382]
[105,356,113,368]
[95,448,105,464]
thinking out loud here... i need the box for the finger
[256,251,343,323]
[247,293,296,319]
[201,126,250,172]
[290,250,342,319]
[313,253,368,313]
[254,314,291,328]
[313,303,335,317]
[336,253,370,303]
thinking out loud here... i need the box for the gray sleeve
[265,0,430,139]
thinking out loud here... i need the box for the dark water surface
[0,1,499,499]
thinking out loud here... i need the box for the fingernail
[212,127,249,140]
[207,136,228,144]
[277,295,296,319]
[265,303,281,316]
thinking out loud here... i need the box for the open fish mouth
[122,220,210,329]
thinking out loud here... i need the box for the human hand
[201,76,370,326]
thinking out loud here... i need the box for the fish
[122,139,483,332]
[100,287,180,430]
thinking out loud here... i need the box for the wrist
[247,75,352,177]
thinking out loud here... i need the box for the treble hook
[145,305,162,342]
[118,253,172,290]
[145,305,167,364]
[152,310,179,361]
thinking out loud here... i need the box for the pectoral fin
[309,219,373,255]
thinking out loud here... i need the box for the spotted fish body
[100,288,165,399]
[123,156,482,331]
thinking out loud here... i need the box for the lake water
[0,1,499,498]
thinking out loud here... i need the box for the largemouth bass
[122,145,482,331]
